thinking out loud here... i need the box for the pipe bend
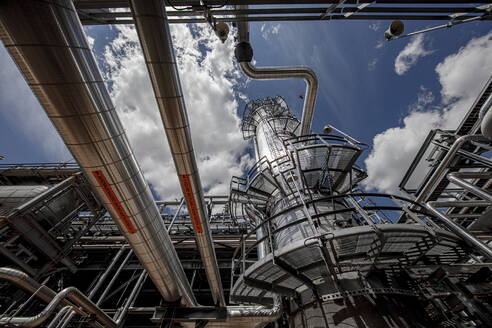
[239,61,318,135]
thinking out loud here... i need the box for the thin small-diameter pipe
[0,287,116,328]
[115,271,147,327]
[97,250,134,306]
[168,198,185,232]
[426,201,492,260]
[415,135,490,204]
[46,306,72,328]
[90,247,126,299]
[447,172,492,202]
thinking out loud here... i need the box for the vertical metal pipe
[239,62,318,136]
[0,0,195,306]
[129,0,225,307]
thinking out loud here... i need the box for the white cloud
[261,23,281,40]
[368,58,378,71]
[103,24,252,199]
[375,40,384,49]
[369,22,381,32]
[87,35,95,50]
[364,31,492,193]
[409,85,435,112]
[394,34,433,75]
[0,44,70,161]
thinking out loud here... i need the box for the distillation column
[229,97,475,327]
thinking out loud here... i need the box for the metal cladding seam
[0,0,196,306]
[129,0,225,307]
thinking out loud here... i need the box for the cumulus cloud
[375,40,384,49]
[0,44,70,161]
[364,31,492,193]
[261,23,281,40]
[394,34,433,75]
[103,24,252,199]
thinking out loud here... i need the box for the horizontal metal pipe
[0,286,116,328]
[447,172,492,202]
[0,0,192,305]
[239,61,318,136]
[426,202,492,260]
[130,0,223,307]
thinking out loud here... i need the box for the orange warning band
[92,170,137,234]
[179,174,203,234]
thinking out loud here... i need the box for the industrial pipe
[234,5,318,136]
[415,135,490,204]
[426,202,492,260]
[0,286,116,328]
[239,61,318,136]
[129,0,224,307]
[46,306,72,328]
[0,0,195,305]
[479,88,492,140]
[226,297,281,323]
[447,172,492,202]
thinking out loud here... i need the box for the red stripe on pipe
[92,170,137,234]
[179,174,203,234]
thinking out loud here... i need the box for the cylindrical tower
[229,97,472,327]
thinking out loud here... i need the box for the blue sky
[0,13,491,198]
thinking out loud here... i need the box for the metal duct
[129,0,225,307]
[0,0,195,306]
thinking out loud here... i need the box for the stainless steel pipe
[426,202,492,260]
[0,286,116,328]
[0,0,195,305]
[415,135,490,204]
[447,172,492,202]
[239,61,318,135]
[129,0,224,307]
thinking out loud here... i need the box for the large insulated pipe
[234,5,318,136]
[0,0,195,306]
[129,0,225,307]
